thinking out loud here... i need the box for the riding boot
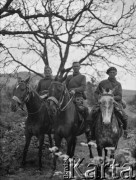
[115,108,128,139]
[84,107,92,143]
[85,123,92,143]
[122,112,128,139]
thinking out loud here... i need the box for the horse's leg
[70,137,77,158]
[97,146,102,157]
[104,149,108,156]
[88,144,93,158]
[66,136,76,158]
[85,132,93,158]
[38,135,44,170]
[21,131,32,167]
[104,148,108,161]
[48,133,53,147]
[52,134,62,171]
[110,146,116,159]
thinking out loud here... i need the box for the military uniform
[66,72,86,96]
[95,78,122,103]
[90,70,128,139]
[65,72,91,142]
[36,77,53,96]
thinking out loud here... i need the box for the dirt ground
[1,105,136,180]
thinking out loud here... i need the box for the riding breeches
[114,106,128,130]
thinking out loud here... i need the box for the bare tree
[0,0,136,78]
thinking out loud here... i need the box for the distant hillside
[123,89,136,103]
[0,72,42,87]
[0,72,136,103]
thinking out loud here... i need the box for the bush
[0,117,25,174]
[128,94,136,107]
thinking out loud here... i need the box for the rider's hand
[70,89,76,95]
[122,100,126,109]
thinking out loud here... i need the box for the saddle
[75,105,86,124]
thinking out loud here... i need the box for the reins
[47,83,74,112]
[60,95,74,111]
[12,85,44,115]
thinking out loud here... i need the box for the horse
[11,77,53,170]
[47,81,93,170]
[94,88,122,158]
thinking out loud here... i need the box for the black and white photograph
[0,0,136,179]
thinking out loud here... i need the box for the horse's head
[99,88,115,124]
[48,81,66,116]
[11,77,30,112]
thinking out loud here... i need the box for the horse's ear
[25,76,31,84]
[101,87,106,94]
[108,89,113,94]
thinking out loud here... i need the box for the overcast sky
[0,0,136,90]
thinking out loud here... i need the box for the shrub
[0,117,25,174]
[128,94,136,107]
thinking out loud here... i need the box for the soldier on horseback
[65,61,92,142]
[90,67,128,139]
[36,66,53,98]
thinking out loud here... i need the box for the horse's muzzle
[48,100,58,116]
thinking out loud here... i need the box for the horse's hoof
[55,151,62,157]
[49,146,58,153]
[53,171,63,176]
[80,142,88,146]
[88,141,97,148]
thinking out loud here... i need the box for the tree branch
[0,0,14,15]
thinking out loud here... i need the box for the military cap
[106,67,117,74]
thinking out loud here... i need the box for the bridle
[99,93,117,105]
[12,82,30,106]
[47,82,73,111]
[12,82,43,115]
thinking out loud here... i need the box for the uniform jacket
[36,77,53,95]
[65,72,86,95]
[95,77,122,103]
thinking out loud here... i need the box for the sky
[0,0,136,90]
[121,75,136,90]
[14,58,136,90]
[82,66,136,91]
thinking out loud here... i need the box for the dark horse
[93,88,122,158]
[47,81,93,170]
[11,77,53,170]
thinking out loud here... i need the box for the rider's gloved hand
[70,89,76,95]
